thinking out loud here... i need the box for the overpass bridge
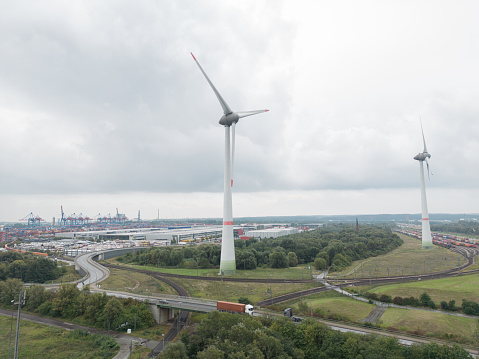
[74,248,218,323]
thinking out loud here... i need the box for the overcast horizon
[1,1,478,223]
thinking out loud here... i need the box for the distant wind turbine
[413,119,433,249]
[191,53,269,274]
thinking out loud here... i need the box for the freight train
[395,229,477,248]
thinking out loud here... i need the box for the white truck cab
[245,304,254,316]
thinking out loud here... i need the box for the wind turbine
[413,119,433,249]
[191,53,268,274]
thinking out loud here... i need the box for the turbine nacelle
[414,152,431,161]
[219,112,239,127]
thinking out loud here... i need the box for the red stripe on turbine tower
[422,218,429,220]
[223,221,233,225]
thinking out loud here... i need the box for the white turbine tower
[414,120,433,249]
[191,53,269,274]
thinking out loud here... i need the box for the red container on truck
[217,301,254,315]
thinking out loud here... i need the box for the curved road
[74,251,190,356]
[75,251,110,289]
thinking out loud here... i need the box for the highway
[75,251,110,289]
[75,251,217,313]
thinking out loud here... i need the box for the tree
[313,258,327,271]
[288,252,298,267]
[236,250,257,270]
[0,278,23,305]
[269,250,288,269]
[253,330,284,359]
[100,297,124,328]
[25,285,47,311]
[159,342,188,359]
[197,345,225,359]
[51,283,80,318]
[170,250,184,266]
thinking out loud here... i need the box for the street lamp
[8,299,14,359]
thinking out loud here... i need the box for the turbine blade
[426,158,431,180]
[191,53,232,115]
[419,116,428,153]
[231,122,235,188]
[237,109,269,119]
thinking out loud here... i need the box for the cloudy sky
[1,0,478,222]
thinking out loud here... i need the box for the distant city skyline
[1,1,478,222]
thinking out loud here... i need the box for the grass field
[273,289,479,345]
[173,277,319,304]
[271,290,376,322]
[0,316,118,359]
[50,262,83,284]
[99,267,178,297]
[107,258,315,280]
[380,307,479,344]
[333,233,466,279]
[99,264,319,304]
[362,273,479,304]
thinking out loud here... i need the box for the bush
[420,292,432,307]
[393,296,403,305]
[448,300,457,311]
[462,299,479,315]
[238,297,252,305]
[365,292,378,301]
[440,301,449,310]
[379,294,392,303]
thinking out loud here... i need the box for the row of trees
[0,279,154,331]
[159,311,472,359]
[0,251,66,283]
[365,292,439,309]
[119,224,402,272]
[364,291,479,315]
[431,220,479,236]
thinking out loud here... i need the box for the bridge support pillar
[148,304,175,324]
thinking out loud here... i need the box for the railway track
[259,249,479,306]
[147,275,189,357]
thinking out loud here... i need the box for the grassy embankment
[97,267,179,297]
[0,316,120,359]
[50,261,83,284]
[107,258,315,280]
[360,273,479,305]
[333,233,466,279]
[276,291,479,345]
[272,234,479,345]
[101,258,320,304]
[380,307,479,343]
[273,290,376,322]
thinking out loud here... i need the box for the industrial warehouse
[54,225,228,244]
[53,224,301,243]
